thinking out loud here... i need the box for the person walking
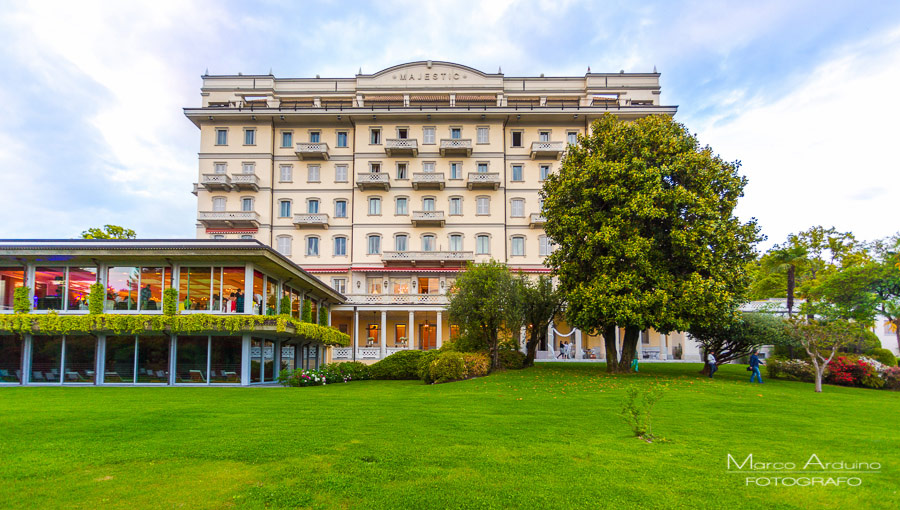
[556,340,565,359]
[749,351,764,384]
[707,351,718,378]
[630,356,639,372]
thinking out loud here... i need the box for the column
[240,334,251,386]
[548,321,555,357]
[22,334,33,385]
[408,310,415,349]
[659,334,669,360]
[206,336,212,386]
[326,304,332,326]
[353,309,359,361]
[614,326,620,362]
[637,330,644,361]
[380,310,387,359]
[575,329,583,360]
[169,335,177,385]
[96,335,106,385]
[436,311,443,349]
[243,264,254,314]
[274,340,282,379]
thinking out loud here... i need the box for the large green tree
[542,113,760,373]
[81,225,137,239]
[517,274,564,367]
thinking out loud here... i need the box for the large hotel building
[184,61,698,362]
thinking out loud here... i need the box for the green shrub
[370,350,424,380]
[279,297,291,315]
[426,351,467,384]
[620,384,667,441]
[301,300,312,323]
[417,350,442,382]
[318,305,329,326]
[883,366,900,390]
[331,361,370,381]
[866,348,897,367]
[498,348,526,369]
[13,287,30,313]
[462,352,490,378]
[88,283,104,315]
[163,288,178,316]
[765,358,814,382]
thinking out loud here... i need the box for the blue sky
[1,0,898,249]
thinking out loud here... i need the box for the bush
[620,384,667,441]
[425,351,467,384]
[278,368,329,387]
[163,288,178,316]
[866,348,897,367]
[324,361,370,381]
[462,352,490,378]
[13,286,30,313]
[370,350,424,380]
[498,348,526,369]
[417,350,442,382]
[301,300,312,323]
[279,297,291,315]
[883,366,900,390]
[766,358,814,382]
[88,283,104,315]
[826,356,884,388]
[318,306,329,326]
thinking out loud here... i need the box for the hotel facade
[185,61,703,362]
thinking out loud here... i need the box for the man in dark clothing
[235,290,245,313]
[749,351,764,384]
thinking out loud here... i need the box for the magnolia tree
[785,318,861,392]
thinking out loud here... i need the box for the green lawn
[1,363,898,509]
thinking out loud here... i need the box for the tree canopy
[81,225,137,240]
[689,311,791,369]
[516,274,564,367]
[541,113,760,372]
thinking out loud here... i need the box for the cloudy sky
[1,0,898,250]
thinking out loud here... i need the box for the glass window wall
[265,277,277,315]
[263,340,275,381]
[0,268,25,311]
[250,338,262,383]
[65,267,96,312]
[290,287,302,319]
[252,271,264,315]
[0,336,22,383]
[34,268,66,311]
[176,335,208,383]
[105,335,136,383]
[63,335,96,383]
[31,335,63,383]
[210,336,241,383]
[179,267,211,311]
[137,335,170,383]
[107,267,140,311]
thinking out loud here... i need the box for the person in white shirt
[707,352,718,378]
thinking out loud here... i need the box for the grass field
[1,363,898,509]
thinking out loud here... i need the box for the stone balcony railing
[295,142,330,160]
[439,138,473,156]
[384,138,418,157]
[466,172,500,190]
[411,210,445,227]
[230,173,259,191]
[292,213,330,228]
[530,141,565,159]
[197,211,260,228]
[200,173,231,191]
[381,250,473,267]
[356,172,391,190]
[412,172,445,190]
[529,213,547,228]
[342,293,450,305]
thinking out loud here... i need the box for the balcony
[530,141,565,159]
[439,138,473,157]
[295,142,330,160]
[529,213,546,228]
[342,294,451,305]
[200,173,231,191]
[356,172,391,191]
[411,210,445,227]
[384,138,418,157]
[382,250,473,267]
[412,172,445,190]
[198,211,260,228]
[231,173,259,192]
[293,213,329,229]
[466,172,500,190]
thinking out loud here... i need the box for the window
[370,128,381,144]
[422,197,435,212]
[306,237,319,256]
[511,236,525,256]
[336,131,348,147]
[242,162,255,174]
[476,235,490,255]
[395,234,408,252]
[367,235,381,255]
[309,131,320,143]
[368,197,381,215]
[476,126,489,144]
[422,161,435,173]
[215,129,228,145]
[307,199,319,214]
[395,197,408,215]
[333,237,347,256]
[212,197,226,212]
[511,131,522,147]
[391,278,410,294]
[511,164,523,181]
[241,197,253,212]
[449,197,462,215]
[276,236,292,256]
[396,162,408,179]
[214,162,227,174]
[450,127,461,139]
[567,131,578,145]
[477,162,488,173]
[397,128,408,139]
[335,164,348,182]
[279,165,293,182]
[370,162,381,173]
[423,127,435,144]
[540,164,550,181]
[279,200,292,217]
[334,200,347,218]
[331,278,346,294]
[511,198,524,217]
[212,234,225,240]
[449,234,463,251]
[308,165,320,182]
[539,235,552,256]
[539,131,550,142]
[281,131,293,148]
[240,234,253,240]
[449,162,461,179]
[422,235,436,252]
[476,196,490,215]
[418,277,440,295]
[367,277,383,294]
[244,128,256,145]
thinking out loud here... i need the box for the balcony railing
[439,138,473,156]
[293,213,330,228]
[381,250,473,267]
[200,173,231,191]
[466,172,500,190]
[230,173,259,191]
[530,141,565,159]
[412,172,445,190]
[295,142,330,160]
[530,213,546,228]
[356,172,391,190]
[411,210,445,227]
[384,138,418,157]
[198,211,260,228]
[342,294,450,305]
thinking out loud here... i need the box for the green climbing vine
[13,287,30,313]
[280,296,291,315]
[318,305,328,326]
[88,283,104,315]
[301,300,312,323]
[0,312,350,346]
[163,288,178,316]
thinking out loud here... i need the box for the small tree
[517,274,564,367]
[785,318,860,392]
[81,225,137,239]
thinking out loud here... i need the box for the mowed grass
[1,363,898,510]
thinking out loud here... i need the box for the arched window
[367,234,381,255]
[276,235,293,256]
[305,236,319,256]
[422,234,436,252]
[511,236,525,256]
[476,235,490,255]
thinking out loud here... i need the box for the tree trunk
[813,362,824,393]
[602,325,620,373]
[524,328,541,368]
[618,326,640,372]
[786,265,795,316]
